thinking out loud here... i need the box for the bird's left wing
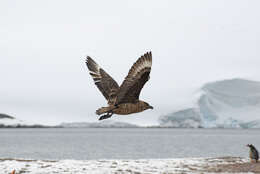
[115,52,152,105]
[86,57,119,105]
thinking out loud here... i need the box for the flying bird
[86,52,153,120]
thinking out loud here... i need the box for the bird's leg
[98,112,113,121]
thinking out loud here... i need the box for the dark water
[0,128,259,160]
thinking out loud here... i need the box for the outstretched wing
[86,57,119,105]
[116,52,152,105]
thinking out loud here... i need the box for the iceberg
[159,78,260,128]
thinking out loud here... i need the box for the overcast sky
[0,0,260,125]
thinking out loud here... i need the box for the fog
[0,0,260,125]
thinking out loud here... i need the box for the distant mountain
[0,113,139,128]
[0,113,57,128]
[60,120,140,128]
[159,79,260,128]
[0,113,15,119]
[0,113,29,127]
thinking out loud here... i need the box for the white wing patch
[131,54,152,77]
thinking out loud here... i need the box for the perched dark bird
[247,144,259,163]
[85,52,153,120]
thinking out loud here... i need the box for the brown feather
[85,52,153,120]
[116,52,152,104]
[86,56,119,104]
[113,101,149,115]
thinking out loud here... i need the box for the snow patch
[0,157,249,174]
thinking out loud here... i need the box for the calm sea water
[0,128,259,160]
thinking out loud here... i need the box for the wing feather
[86,57,119,104]
[116,52,152,104]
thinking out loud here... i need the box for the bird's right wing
[86,57,119,105]
[115,52,152,105]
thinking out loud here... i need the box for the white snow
[0,157,250,174]
[0,118,35,126]
[0,114,46,127]
[159,79,260,128]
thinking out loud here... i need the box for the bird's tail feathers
[96,106,115,115]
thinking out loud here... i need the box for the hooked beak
[149,106,154,109]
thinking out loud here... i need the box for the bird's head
[247,144,253,148]
[143,102,153,110]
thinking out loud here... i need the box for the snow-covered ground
[0,157,256,174]
[0,113,56,128]
[0,117,32,126]
[0,113,35,127]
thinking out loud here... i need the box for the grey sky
[0,0,260,125]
